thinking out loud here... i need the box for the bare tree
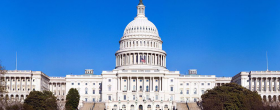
[0,61,6,93]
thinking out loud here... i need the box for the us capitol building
[1,1,280,110]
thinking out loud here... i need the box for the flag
[141,58,145,63]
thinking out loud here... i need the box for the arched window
[147,105,151,108]
[146,86,149,92]
[85,88,88,94]
[156,105,160,108]
[194,88,197,94]
[122,105,126,109]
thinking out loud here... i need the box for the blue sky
[0,0,279,77]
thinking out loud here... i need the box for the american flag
[141,58,145,63]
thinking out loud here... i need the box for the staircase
[79,102,94,110]
[93,102,105,110]
[177,102,189,110]
[187,102,201,110]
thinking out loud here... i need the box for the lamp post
[135,97,138,110]
[118,97,121,110]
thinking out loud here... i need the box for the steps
[79,102,94,110]
[177,102,189,110]
[93,102,105,110]
[187,102,201,110]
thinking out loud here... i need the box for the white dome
[123,18,159,36]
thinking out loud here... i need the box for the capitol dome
[115,0,167,70]
[123,17,159,37]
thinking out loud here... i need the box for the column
[152,77,154,91]
[15,77,17,92]
[260,78,262,92]
[161,55,163,66]
[130,77,132,91]
[25,77,27,92]
[159,77,161,92]
[149,77,151,92]
[143,77,145,92]
[60,83,62,96]
[52,83,54,92]
[254,78,256,91]
[138,53,140,64]
[117,77,119,91]
[56,83,58,96]
[249,77,252,91]
[274,78,277,91]
[121,77,122,91]
[264,77,267,91]
[136,77,138,91]
[127,77,128,91]
[270,77,272,91]
[10,77,12,91]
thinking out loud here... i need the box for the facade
[0,0,278,110]
[0,70,49,101]
[232,71,280,102]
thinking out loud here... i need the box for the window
[194,83,196,86]
[156,95,158,100]
[133,95,135,100]
[85,98,87,102]
[202,90,205,94]
[155,86,158,91]
[180,90,183,94]
[93,98,95,102]
[124,85,127,91]
[146,95,149,100]
[187,90,189,94]
[108,96,111,101]
[108,79,111,82]
[146,80,148,82]
[133,79,135,82]
[180,83,183,86]
[99,90,101,94]
[194,88,197,94]
[208,83,210,86]
[171,79,173,82]
[133,85,136,91]
[156,80,158,82]
[72,83,74,85]
[186,83,189,86]
[124,80,126,82]
[146,86,149,92]
[124,95,126,100]
[93,90,95,94]
[78,83,80,85]
[170,87,173,91]
[93,83,95,85]
[108,86,111,91]
[170,96,173,101]
[99,83,101,85]
[156,105,160,108]
[85,83,87,85]
[140,80,142,82]
[201,83,204,86]
[85,88,88,94]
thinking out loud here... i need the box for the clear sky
[0,0,279,77]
